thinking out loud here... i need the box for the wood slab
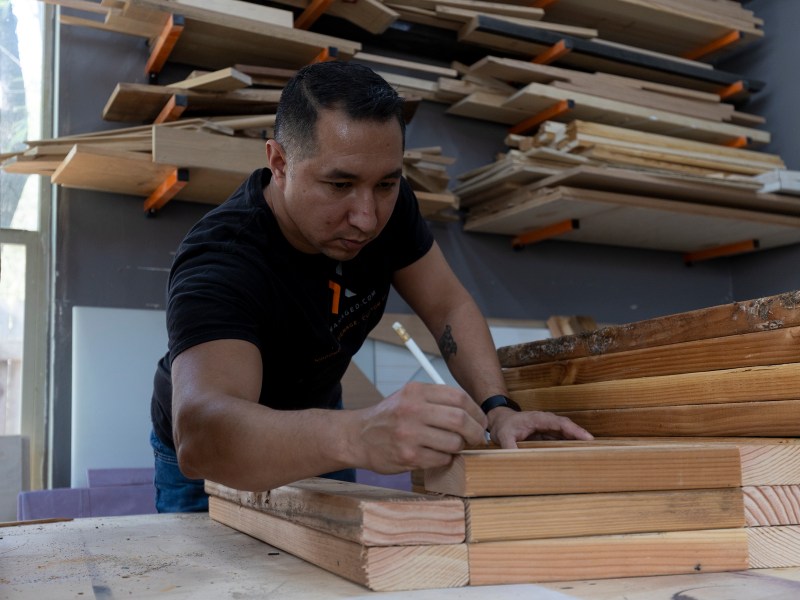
[503,325,800,391]
[152,126,266,173]
[513,363,800,411]
[469,529,749,585]
[467,488,744,542]
[557,399,800,438]
[497,289,800,368]
[748,526,800,568]
[205,478,465,546]
[424,444,742,497]
[208,496,469,591]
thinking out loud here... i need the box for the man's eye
[378,181,398,190]
[329,181,351,190]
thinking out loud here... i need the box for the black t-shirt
[150,168,434,448]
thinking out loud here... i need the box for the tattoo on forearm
[438,325,457,361]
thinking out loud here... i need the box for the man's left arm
[392,242,592,447]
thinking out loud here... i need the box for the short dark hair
[273,61,406,161]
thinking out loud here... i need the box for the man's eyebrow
[323,168,404,180]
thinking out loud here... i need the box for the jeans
[150,429,356,513]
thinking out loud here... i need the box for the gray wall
[51,5,793,486]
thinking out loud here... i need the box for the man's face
[267,109,404,261]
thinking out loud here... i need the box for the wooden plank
[49,144,245,205]
[463,186,800,254]
[464,15,763,95]
[133,0,360,69]
[103,83,282,122]
[467,488,744,542]
[208,496,469,591]
[168,67,252,92]
[205,478,465,546]
[513,363,800,412]
[424,445,742,497]
[260,0,398,35]
[744,486,800,527]
[556,399,800,438]
[535,0,761,58]
[748,526,800,568]
[390,0,544,21]
[164,0,294,28]
[513,438,800,487]
[500,83,770,146]
[504,325,800,391]
[469,529,749,585]
[152,126,265,173]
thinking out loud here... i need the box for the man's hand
[488,407,594,449]
[351,381,488,473]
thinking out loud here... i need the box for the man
[150,61,592,513]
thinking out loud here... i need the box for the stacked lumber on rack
[443,55,769,145]
[1,116,274,208]
[45,0,362,70]
[205,478,469,592]
[403,146,459,220]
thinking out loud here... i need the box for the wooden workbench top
[2,513,800,599]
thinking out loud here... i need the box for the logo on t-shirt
[328,263,356,315]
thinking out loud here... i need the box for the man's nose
[348,189,378,233]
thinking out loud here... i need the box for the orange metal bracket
[532,39,572,65]
[724,136,750,149]
[509,99,574,136]
[154,95,188,124]
[682,30,741,61]
[717,80,746,101]
[531,0,561,8]
[683,239,759,265]
[294,0,335,30]
[312,46,338,64]
[145,14,184,75]
[144,168,189,213]
[512,219,579,250]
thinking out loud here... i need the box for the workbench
[2,514,800,599]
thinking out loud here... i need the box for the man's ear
[265,139,288,186]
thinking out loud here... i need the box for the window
[1,0,52,488]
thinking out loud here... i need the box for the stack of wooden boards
[207,290,800,590]
[205,478,470,592]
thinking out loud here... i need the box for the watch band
[480,395,521,414]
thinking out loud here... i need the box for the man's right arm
[171,338,487,491]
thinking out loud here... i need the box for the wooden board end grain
[208,496,469,591]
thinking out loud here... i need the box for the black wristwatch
[480,395,521,414]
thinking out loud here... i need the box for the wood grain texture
[503,326,800,391]
[744,486,800,526]
[497,290,800,368]
[469,529,749,585]
[467,488,745,542]
[748,526,800,568]
[208,496,469,591]
[513,363,800,411]
[424,445,742,497]
[558,400,800,438]
[205,478,465,546]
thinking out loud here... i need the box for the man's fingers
[423,404,488,448]
[414,382,488,430]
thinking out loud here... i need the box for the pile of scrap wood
[203,292,800,589]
